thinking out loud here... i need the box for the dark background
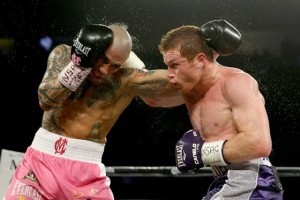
[1,0,299,199]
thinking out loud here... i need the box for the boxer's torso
[186,67,247,141]
[42,72,134,143]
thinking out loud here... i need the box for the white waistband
[250,157,272,167]
[31,127,105,163]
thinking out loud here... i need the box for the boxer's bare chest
[186,85,235,141]
[43,77,133,141]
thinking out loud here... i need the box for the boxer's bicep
[225,73,260,133]
[224,73,272,157]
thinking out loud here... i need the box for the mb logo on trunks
[54,137,68,155]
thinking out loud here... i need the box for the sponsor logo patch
[54,137,68,155]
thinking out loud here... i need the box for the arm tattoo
[87,122,104,142]
[130,69,170,97]
[133,79,169,93]
[42,111,64,134]
[38,45,74,107]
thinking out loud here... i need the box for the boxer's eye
[170,63,178,69]
[110,64,121,69]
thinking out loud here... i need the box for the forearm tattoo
[38,45,74,108]
[129,69,170,97]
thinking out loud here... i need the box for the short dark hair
[159,25,213,61]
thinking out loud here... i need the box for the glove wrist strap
[58,61,91,92]
[122,51,146,70]
[201,140,228,166]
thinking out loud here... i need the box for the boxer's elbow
[38,98,51,111]
[261,141,272,157]
[251,137,272,158]
[38,93,64,111]
[257,145,272,158]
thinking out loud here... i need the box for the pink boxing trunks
[4,127,114,200]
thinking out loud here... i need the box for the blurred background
[1,0,299,199]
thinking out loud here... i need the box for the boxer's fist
[175,129,228,173]
[200,19,242,56]
[175,130,205,173]
[58,24,113,91]
[71,24,113,68]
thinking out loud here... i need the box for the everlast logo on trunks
[73,39,92,56]
[11,180,42,200]
[176,144,186,167]
[54,137,68,155]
